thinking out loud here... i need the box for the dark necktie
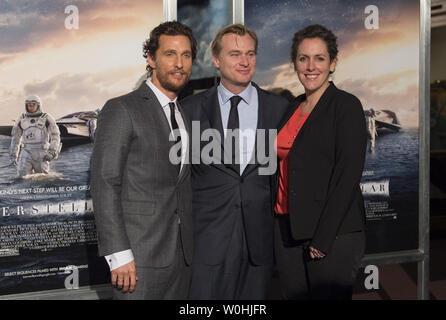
[226,96,242,174]
[169,102,181,173]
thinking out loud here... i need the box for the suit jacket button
[240,177,244,183]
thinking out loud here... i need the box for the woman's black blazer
[274,82,367,255]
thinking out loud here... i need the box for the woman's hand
[308,246,326,260]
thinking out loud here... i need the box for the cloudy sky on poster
[0,0,163,125]
[246,0,420,128]
[178,0,229,80]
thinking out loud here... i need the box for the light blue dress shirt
[217,82,258,174]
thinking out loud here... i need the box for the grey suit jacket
[90,83,193,268]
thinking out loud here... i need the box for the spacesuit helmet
[25,95,42,114]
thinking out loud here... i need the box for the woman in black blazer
[273,24,367,300]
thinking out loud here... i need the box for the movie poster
[178,0,230,80]
[177,0,230,96]
[245,0,420,254]
[0,0,163,296]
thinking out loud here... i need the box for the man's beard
[155,69,190,93]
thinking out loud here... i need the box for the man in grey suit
[90,21,196,300]
[181,24,288,299]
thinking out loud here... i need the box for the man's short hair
[143,21,197,76]
[211,24,258,57]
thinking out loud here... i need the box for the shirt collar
[146,78,177,108]
[217,82,254,106]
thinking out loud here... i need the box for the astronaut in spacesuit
[366,108,377,153]
[9,95,61,177]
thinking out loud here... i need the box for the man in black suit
[181,24,288,299]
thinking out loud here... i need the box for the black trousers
[274,215,365,300]
[189,211,273,300]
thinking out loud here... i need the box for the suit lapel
[241,83,264,177]
[201,86,225,148]
[285,82,337,148]
[294,82,336,141]
[200,86,239,179]
[137,82,173,144]
[137,83,180,182]
[177,101,190,184]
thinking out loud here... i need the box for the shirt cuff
[105,249,134,271]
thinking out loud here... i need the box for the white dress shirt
[104,78,188,271]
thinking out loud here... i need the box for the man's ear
[147,54,156,70]
[212,55,220,70]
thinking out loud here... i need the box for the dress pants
[274,214,365,300]
[113,230,191,300]
[189,209,273,300]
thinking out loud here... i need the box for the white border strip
[164,0,177,21]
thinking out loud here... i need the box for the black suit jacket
[181,82,288,266]
[274,82,367,255]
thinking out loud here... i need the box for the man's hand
[42,153,53,162]
[111,260,138,293]
[308,246,326,260]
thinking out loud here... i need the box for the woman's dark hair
[142,21,197,76]
[290,24,338,67]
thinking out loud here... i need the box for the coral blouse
[275,104,309,215]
